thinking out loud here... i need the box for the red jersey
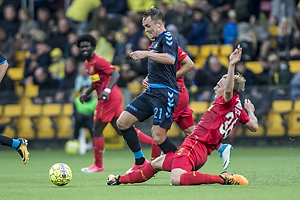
[84,54,119,96]
[176,46,187,89]
[188,95,250,154]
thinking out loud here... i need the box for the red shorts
[171,138,208,171]
[94,87,123,123]
[173,90,194,130]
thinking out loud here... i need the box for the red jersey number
[219,112,239,139]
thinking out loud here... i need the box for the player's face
[79,41,94,58]
[214,78,226,98]
[142,16,159,40]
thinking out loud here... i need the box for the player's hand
[99,92,109,101]
[142,76,149,89]
[229,45,242,65]
[130,51,147,61]
[244,99,255,113]
[79,93,88,104]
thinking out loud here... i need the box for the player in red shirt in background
[107,45,258,186]
[137,45,233,170]
[76,33,160,173]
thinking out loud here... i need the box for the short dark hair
[76,33,97,48]
[142,7,165,24]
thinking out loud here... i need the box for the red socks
[135,127,162,160]
[179,171,224,185]
[93,137,105,167]
[119,162,158,184]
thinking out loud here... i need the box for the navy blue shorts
[125,88,179,129]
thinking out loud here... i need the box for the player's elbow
[168,57,176,65]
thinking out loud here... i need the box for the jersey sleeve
[96,56,115,75]
[162,32,178,60]
[239,109,250,124]
[0,51,7,65]
[178,46,187,63]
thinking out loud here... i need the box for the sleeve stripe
[0,60,7,65]
[167,53,175,60]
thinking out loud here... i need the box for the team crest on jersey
[90,66,95,74]
[177,148,185,155]
[153,42,158,49]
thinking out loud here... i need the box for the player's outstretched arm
[224,45,242,102]
[244,99,258,132]
[130,50,175,65]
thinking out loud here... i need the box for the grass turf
[0,147,299,200]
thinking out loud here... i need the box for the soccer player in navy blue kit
[0,51,29,164]
[117,7,179,173]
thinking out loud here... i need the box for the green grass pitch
[0,147,299,200]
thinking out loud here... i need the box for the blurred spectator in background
[233,0,260,23]
[112,31,128,65]
[235,61,257,86]
[125,19,143,51]
[137,36,151,69]
[119,43,146,85]
[188,8,208,46]
[275,17,294,61]
[68,43,85,63]
[127,0,155,14]
[55,57,77,103]
[269,0,296,26]
[32,67,58,104]
[0,27,16,67]
[66,0,100,35]
[290,70,300,101]
[101,0,128,15]
[208,9,224,44]
[267,53,293,100]
[89,30,115,63]
[35,7,53,41]
[203,0,232,19]
[73,86,97,140]
[74,62,92,94]
[87,6,122,41]
[63,32,78,58]
[223,9,238,45]
[47,17,73,51]
[158,2,178,26]
[257,57,270,85]
[16,7,37,43]
[172,2,194,39]
[237,17,272,61]
[0,4,20,37]
[194,56,227,101]
[48,48,65,83]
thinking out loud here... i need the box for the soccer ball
[65,140,79,154]
[49,163,72,186]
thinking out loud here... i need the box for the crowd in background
[1,0,300,130]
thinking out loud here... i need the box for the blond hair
[222,73,246,94]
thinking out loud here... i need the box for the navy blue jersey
[0,51,7,65]
[148,31,178,92]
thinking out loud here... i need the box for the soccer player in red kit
[139,45,233,170]
[107,45,258,186]
[76,33,157,173]
[76,33,124,172]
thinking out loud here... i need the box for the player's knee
[170,175,180,186]
[116,118,127,130]
[153,135,165,145]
